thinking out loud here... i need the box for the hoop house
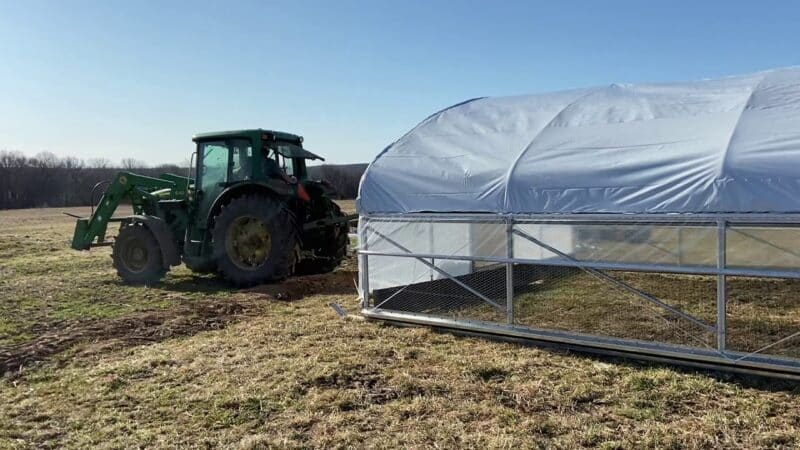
[357,67,800,378]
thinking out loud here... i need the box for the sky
[0,0,798,166]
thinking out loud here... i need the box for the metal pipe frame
[361,309,800,379]
[363,212,800,226]
[358,214,800,377]
[358,218,370,308]
[505,218,514,324]
[717,219,727,352]
[358,249,800,280]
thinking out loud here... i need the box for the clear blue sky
[0,0,798,165]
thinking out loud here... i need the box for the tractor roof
[270,142,325,161]
[192,128,301,143]
[192,129,324,160]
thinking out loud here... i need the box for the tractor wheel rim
[225,216,272,270]
[123,240,148,273]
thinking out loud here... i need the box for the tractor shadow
[99,273,234,295]
[153,269,359,300]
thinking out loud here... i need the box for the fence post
[716,218,727,352]
[506,217,514,325]
[360,218,370,309]
[429,221,435,281]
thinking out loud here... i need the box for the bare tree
[310,164,365,199]
[88,157,112,169]
[0,150,27,168]
[154,163,182,173]
[121,158,146,170]
[63,156,84,170]
[33,151,60,168]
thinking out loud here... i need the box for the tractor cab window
[278,154,295,177]
[199,139,253,188]
[265,142,301,178]
[261,150,283,179]
[229,139,253,182]
[199,141,228,193]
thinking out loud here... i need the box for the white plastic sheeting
[362,219,493,291]
[361,218,727,291]
[358,67,800,215]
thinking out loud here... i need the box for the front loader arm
[70,172,177,250]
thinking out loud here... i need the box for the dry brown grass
[1,206,800,448]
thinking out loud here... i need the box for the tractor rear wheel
[212,195,299,286]
[295,201,350,275]
[112,223,167,285]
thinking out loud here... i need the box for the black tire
[295,201,350,275]
[112,223,167,285]
[212,195,299,286]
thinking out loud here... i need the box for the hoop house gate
[356,67,800,378]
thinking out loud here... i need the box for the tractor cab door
[195,139,253,226]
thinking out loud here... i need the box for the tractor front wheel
[212,195,299,286]
[112,223,167,285]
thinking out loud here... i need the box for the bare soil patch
[1,297,248,376]
[2,269,359,377]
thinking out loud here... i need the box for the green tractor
[70,129,355,286]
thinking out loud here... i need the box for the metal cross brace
[365,226,505,311]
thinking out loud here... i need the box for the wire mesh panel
[360,215,800,377]
[368,255,507,323]
[363,218,506,293]
[509,221,719,348]
[726,276,800,360]
[511,267,717,348]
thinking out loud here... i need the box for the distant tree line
[0,151,366,210]
[307,163,367,199]
[0,150,186,210]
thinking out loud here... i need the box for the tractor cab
[192,129,324,192]
[189,129,327,230]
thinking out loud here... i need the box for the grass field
[2,203,800,448]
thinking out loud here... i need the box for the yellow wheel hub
[225,216,272,270]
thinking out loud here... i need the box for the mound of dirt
[246,271,357,300]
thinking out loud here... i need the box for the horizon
[1,0,799,165]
